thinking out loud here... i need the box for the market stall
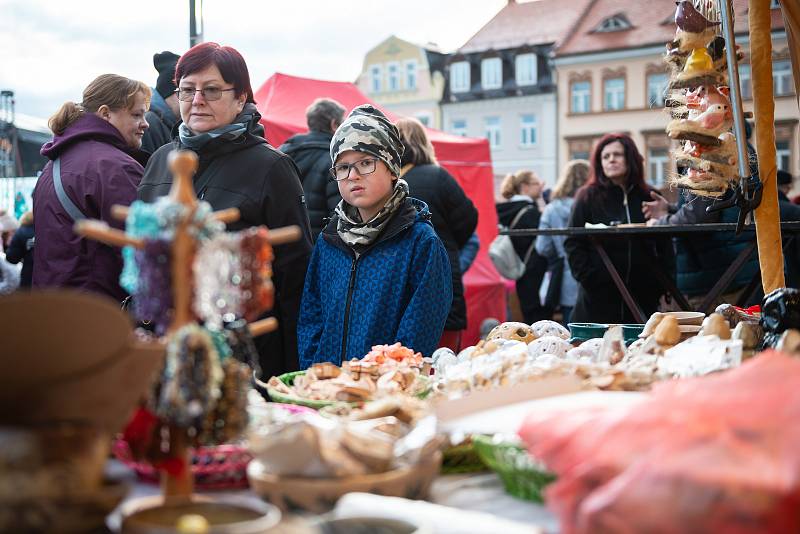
[5,1,800,533]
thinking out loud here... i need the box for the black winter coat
[279,131,341,241]
[403,164,478,331]
[565,182,674,324]
[141,97,180,156]
[138,112,313,378]
[496,199,540,258]
[497,199,550,323]
[6,224,34,288]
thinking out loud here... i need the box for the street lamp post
[189,0,203,48]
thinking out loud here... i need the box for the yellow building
[355,35,447,129]
[554,0,798,193]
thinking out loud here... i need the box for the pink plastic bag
[519,352,800,533]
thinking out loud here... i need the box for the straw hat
[0,290,164,433]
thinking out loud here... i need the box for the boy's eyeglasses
[175,87,236,101]
[330,158,380,181]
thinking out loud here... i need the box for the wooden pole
[163,150,199,497]
[749,0,785,292]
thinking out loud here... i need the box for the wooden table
[503,222,800,322]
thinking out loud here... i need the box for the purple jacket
[33,114,145,301]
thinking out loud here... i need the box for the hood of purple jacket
[32,113,146,301]
[41,113,148,165]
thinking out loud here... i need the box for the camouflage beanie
[330,104,404,177]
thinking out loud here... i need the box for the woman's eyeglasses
[176,87,236,101]
[330,158,380,181]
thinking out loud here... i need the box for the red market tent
[254,72,504,345]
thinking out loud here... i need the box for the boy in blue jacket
[297,104,451,368]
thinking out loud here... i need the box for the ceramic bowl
[621,324,645,344]
[567,323,609,343]
[664,311,706,326]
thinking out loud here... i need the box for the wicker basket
[441,440,487,474]
[261,370,431,409]
[472,435,555,502]
[248,451,442,513]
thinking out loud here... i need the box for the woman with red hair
[564,133,673,324]
[138,43,313,380]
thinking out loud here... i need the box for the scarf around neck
[335,179,409,247]
[178,102,258,151]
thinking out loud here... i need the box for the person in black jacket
[138,42,313,379]
[5,210,34,288]
[496,170,551,323]
[280,98,346,241]
[565,133,674,324]
[141,51,181,155]
[396,117,478,351]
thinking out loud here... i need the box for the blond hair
[48,74,151,136]
[551,160,590,199]
[500,169,541,200]
[396,117,437,166]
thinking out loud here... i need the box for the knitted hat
[777,170,793,186]
[153,51,180,99]
[330,104,404,177]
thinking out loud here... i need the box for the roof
[458,0,595,54]
[12,113,50,135]
[557,0,785,57]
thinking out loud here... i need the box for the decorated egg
[530,320,570,340]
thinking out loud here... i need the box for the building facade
[356,35,446,129]
[554,0,797,195]
[439,0,591,186]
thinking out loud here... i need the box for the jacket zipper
[333,219,416,363]
[339,252,360,363]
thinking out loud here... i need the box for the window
[414,112,431,127]
[774,60,793,96]
[450,61,470,93]
[520,114,537,147]
[739,63,752,100]
[647,72,669,107]
[595,14,632,32]
[777,140,791,173]
[405,60,418,90]
[604,77,625,110]
[387,62,400,92]
[648,148,670,187]
[370,65,382,94]
[515,54,537,86]
[571,81,591,113]
[451,119,468,137]
[481,57,502,90]
[485,116,501,149]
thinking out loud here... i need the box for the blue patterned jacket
[297,198,452,368]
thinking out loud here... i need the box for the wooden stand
[75,149,299,497]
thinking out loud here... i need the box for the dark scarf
[335,179,409,247]
[178,102,258,150]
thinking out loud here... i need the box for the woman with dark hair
[138,42,313,379]
[395,117,478,351]
[564,133,673,324]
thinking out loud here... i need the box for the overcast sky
[0,0,507,119]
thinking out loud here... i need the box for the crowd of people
[0,41,798,375]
